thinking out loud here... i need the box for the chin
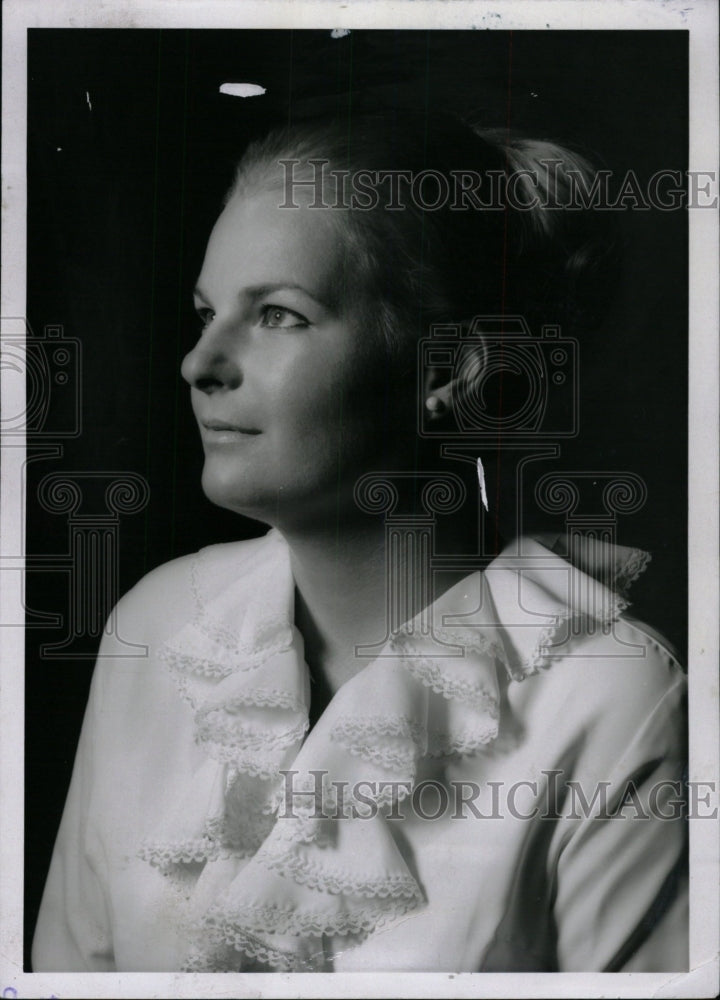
[200,464,268,517]
[199,452,360,530]
[199,463,304,528]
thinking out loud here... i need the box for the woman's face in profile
[182,186,416,527]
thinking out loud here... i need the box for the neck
[277,511,481,706]
[286,518,387,694]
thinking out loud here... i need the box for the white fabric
[33,531,688,973]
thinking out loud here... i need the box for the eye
[196,306,215,330]
[260,305,309,329]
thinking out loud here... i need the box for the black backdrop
[24,28,688,967]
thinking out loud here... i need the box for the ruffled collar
[140,528,649,971]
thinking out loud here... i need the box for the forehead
[199,188,346,301]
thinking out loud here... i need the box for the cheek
[258,340,351,417]
[269,356,398,464]
[250,312,417,481]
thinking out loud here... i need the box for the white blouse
[33,530,687,973]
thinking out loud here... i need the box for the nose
[181,319,243,393]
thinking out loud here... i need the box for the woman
[33,112,687,973]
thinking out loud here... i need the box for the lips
[201,420,261,435]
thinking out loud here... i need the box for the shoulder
[486,534,685,707]
[539,615,685,721]
[510,617,687,782]
[126,531,271,601]
[486,536,686,768]
[104,531,274,653]
[87,530,281,725]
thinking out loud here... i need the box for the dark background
[24,29,688,967]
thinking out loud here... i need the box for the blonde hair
[227,112,619,354]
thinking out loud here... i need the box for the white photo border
[2,1,718,998]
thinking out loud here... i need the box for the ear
[423,365,454,418]
[422,326,488,420]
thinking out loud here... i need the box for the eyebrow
[192,282,334,311]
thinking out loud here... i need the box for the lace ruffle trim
[330,714,500,764]
[390,644,502,711]
[257,844,422,899]
[204,892,421,940]
[139,836,222,868]
[183,928,301,973]
[183,893,420,972]
[195,712,308,756]
[158,631,293,684]
[520,588,631,678]
[614,547,652,595]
